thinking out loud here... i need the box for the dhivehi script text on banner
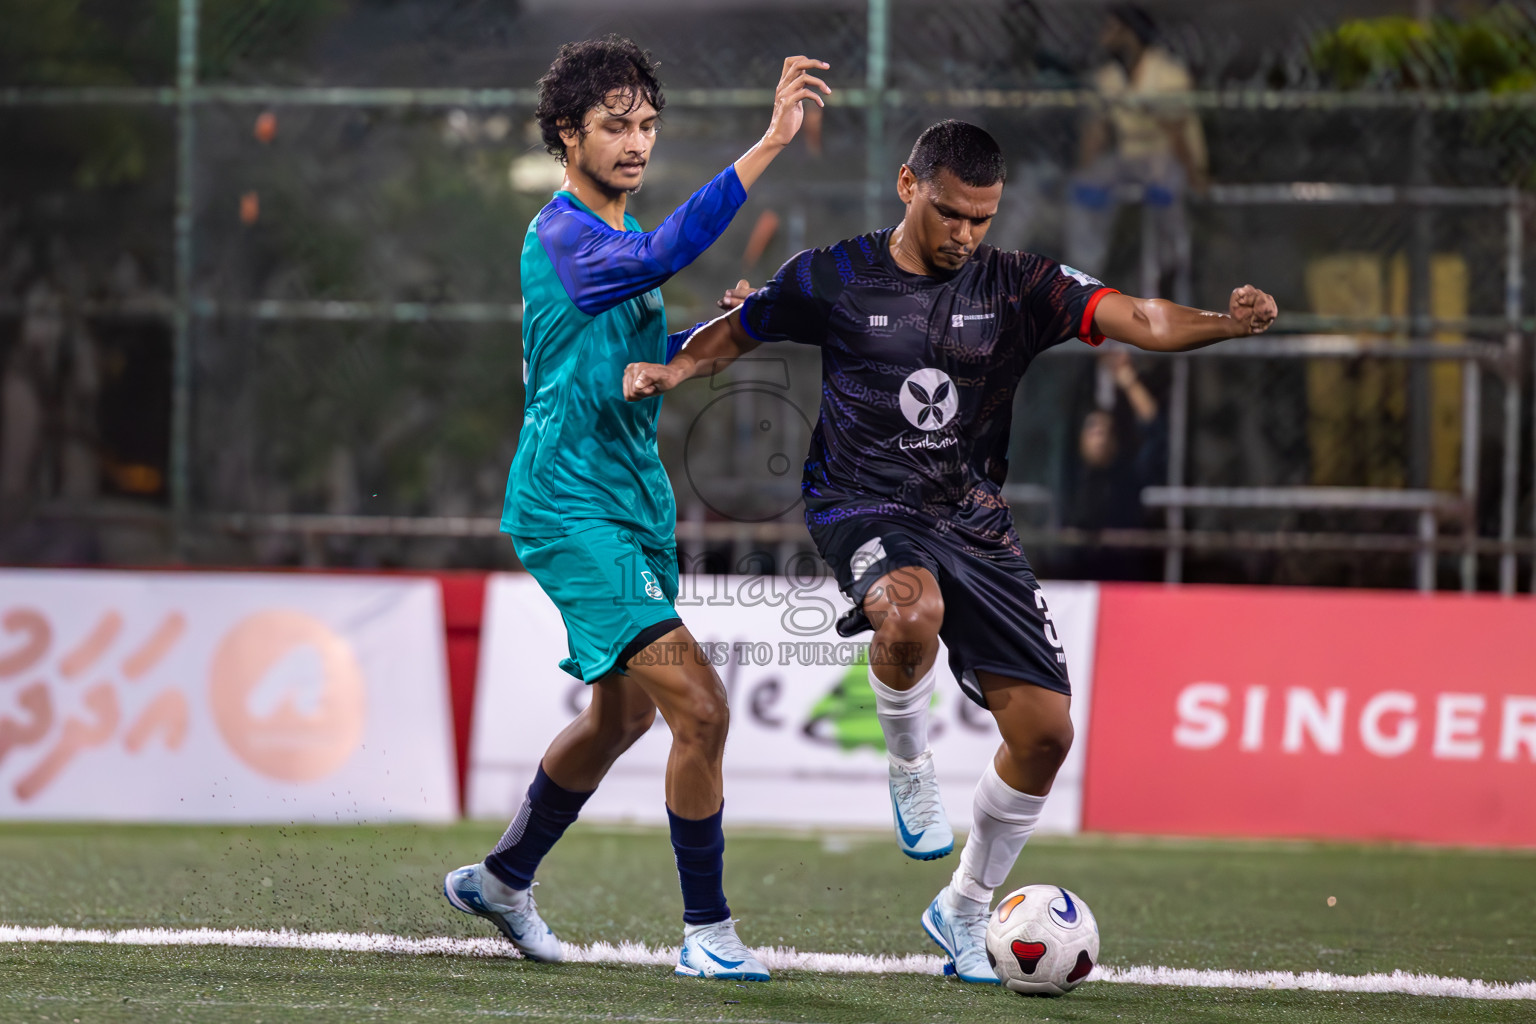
[0,570,456,823]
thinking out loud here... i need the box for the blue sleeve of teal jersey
[537,166,748,317]
[666,323,708,361]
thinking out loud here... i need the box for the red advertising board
[1083,585,1536,847]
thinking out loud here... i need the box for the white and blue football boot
[674,919,770,982]
[921,885,999,985]
[443,863,563,962]
[889,750,955,860]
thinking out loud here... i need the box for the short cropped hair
[535,35,665,163]
[905,120,1007,188]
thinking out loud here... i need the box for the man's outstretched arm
[624,308,760,401]
[1092,285,1278,352]
[549,58,829,317]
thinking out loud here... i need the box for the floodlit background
[3,0,1534,592]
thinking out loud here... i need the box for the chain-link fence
[2,0,1534,591]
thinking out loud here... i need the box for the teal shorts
[510,522,681,683]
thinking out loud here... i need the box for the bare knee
[872,587,943,655]
[669,681,729,755]
[619,702,657,746]
[885,597,943,639]
[584,685,657,749]
[868,570,942,636]
[872,601,939,678]
[1006,718,1074,773]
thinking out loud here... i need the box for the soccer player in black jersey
[624,120,1277,984]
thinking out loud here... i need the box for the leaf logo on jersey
[899,368,958,432]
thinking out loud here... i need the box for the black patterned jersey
[740,227,1114,552]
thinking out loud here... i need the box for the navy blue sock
[484,765,592,890]
[667,803,731,926]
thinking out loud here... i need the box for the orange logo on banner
[2,602,367,798]
[208,610,365,782]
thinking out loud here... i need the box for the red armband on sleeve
[1078,288,1118,346]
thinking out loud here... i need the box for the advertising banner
[468,573,1099,832]
[0,570,457,822]
[1084,585,1536,847]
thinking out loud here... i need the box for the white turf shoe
[674,919,770,982]
[443,863,563,962]
[888,751,955,861]
[921,885,999,985]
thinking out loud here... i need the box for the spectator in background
[1063,348,1164,580]
[1067,3,1206,300]
[1,271,101,503]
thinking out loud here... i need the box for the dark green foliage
[1310,6,1536,92]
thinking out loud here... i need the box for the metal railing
[1141,486,1470,592]
[1146,182,1528,593]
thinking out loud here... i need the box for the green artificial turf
[1,822,1532,1023]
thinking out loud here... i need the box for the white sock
[868,661,937,761]
[480,866,530,910]
[950,762,1046,909]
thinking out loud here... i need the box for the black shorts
[811,514,1071,708]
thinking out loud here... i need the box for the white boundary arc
[2,925,1533,1001]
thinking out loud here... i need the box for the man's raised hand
[762,56,830,150]
[733,58,830,190]
[1229,285,1278,336]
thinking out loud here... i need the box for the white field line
[3,924,1534,1001]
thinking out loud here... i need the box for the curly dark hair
[535,35,665,164]
[906,120,1007,188]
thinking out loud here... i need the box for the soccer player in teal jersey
[444,37,829,981]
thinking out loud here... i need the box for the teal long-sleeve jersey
[501,166,747,548]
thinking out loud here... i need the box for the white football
[984,884,1100,996]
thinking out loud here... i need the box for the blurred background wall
[1,0,1533,592]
